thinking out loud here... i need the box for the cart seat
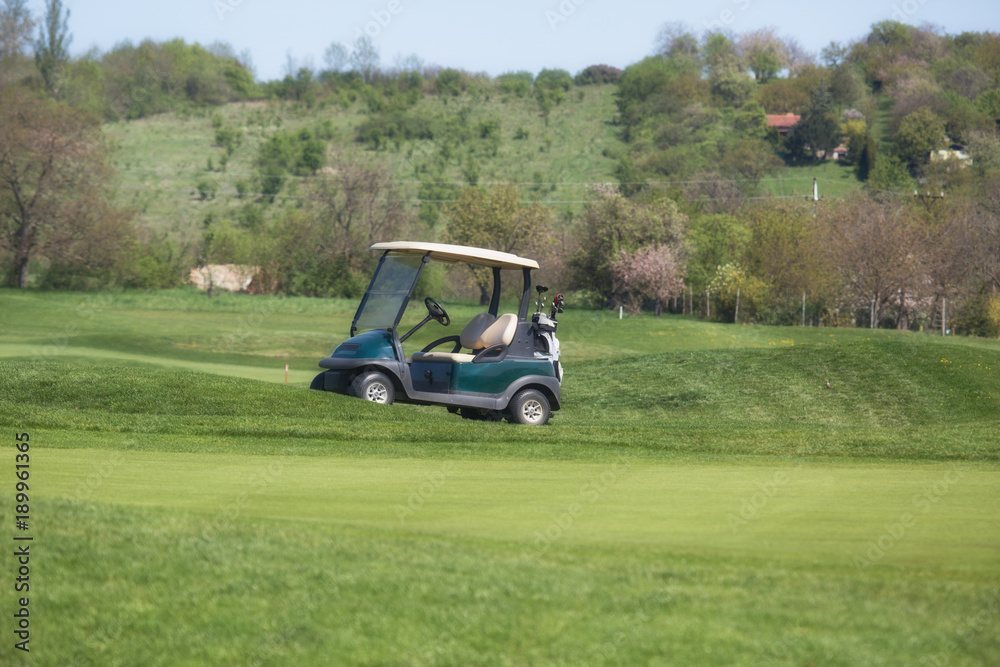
[413,313,517,362]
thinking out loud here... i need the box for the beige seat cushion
[459,313,496,348]
[471,313,517,349]
[411,313,516,363]
[412,351,475,362]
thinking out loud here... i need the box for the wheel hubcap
[366,383,388,403]
[521,399,543,423]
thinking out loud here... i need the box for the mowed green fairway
[2,288,999,665]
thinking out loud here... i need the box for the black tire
[351,371,395,405]
[310,372,326,391]
[507,388,550,426]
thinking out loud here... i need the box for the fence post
[735,287,741,324]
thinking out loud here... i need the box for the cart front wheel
[351,372,395,405]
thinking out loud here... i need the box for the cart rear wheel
[507,388,550,426]
[351,371,395,405]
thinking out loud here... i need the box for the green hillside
[105,85,626,240]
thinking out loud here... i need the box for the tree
[34,0,71,97]
[497,71,533,97]
[655,21,698,61]
[785,88,840,160]
[574,64,621,86]
[867,153,912,192]
[350,36,379,83]
[719,139,783,186]
[0,0,34,61]
[446,183,551,305]
[0,87,127,287]
[535,68,573,92]
[741,201,837,318]
[323,42,349,73]
[307,156,408,271]
[855,132,878,181]
[0,0,33,87]
[435,68,464,96]
[818,196,922,328]
[705,32,754,107]
[571,188,686,300]
[821,41,847,67]
[738,27,787,83]
[707,262,770,322]
[894,108,947,168]
[684,213,750,292]
[610,245,685,315]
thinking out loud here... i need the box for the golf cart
[310,241,564,425]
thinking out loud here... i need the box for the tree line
[1,3,999,336]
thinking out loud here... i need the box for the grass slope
[1,289,999,665]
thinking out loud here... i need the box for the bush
[574,65,622,85]
[214,125,243,155]
[497,71,533,97]
[953,288,1000,338]
[435,69,465,96]
[478,118,501,140]
[356,111,437,148]
[196,179,218,201]
[535,68,573,92]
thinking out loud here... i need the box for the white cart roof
[371,241,539,270]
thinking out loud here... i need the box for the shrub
[196,179,218,201]
[497,71,533,97]
[435,68,465,96]
[535,68,573,92]
[574,64,622,85]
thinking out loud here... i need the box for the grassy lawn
[758,159,862,199]
[1,288,999,665]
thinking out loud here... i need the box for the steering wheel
[424,297,450,326]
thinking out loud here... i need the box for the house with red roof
[766,114,800,135]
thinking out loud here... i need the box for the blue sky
[37,0,1000,81]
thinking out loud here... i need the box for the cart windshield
[353,252,424,333]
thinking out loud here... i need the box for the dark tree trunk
[17,256,29,288]
[16,220,31,288]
